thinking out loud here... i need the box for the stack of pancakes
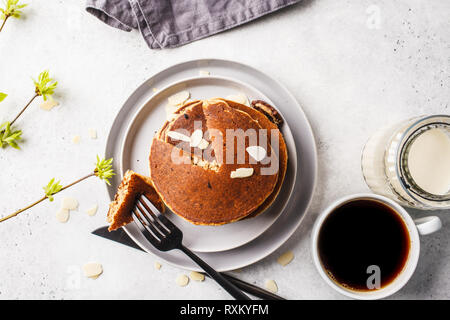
[149,98,288,225]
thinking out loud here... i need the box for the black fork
[132,194,251,300]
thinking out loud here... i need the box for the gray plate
[120,75,297,253]
[105,59,317,271]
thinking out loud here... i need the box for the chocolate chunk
[251,100,283,127]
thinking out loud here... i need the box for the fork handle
[180,245,251,300]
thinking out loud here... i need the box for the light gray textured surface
[0,0,449,300]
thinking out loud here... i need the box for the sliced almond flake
[40,98,59,111]
[168,91,190,106]
[86,204,98,216]
[226,93,248,105]
[265,280,278,293]
[72,135,80,144]
[167,130,191,142]
[56,208,69,223]
[190,129,203,147]
[176,274,189,287]
[165,104,180,121]
[197,138,209,150]
[62,197,79,211]
[189,271,205,282]
[154,262,162,270]
[83,262,103,279]
[230,167,254,179]
[277,250,294,266]
[88,129,97,139]
[199,70,210,76]
[246,146,267,162]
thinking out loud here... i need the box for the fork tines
[132,194,180,251]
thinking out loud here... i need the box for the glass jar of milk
[362,115,450,210]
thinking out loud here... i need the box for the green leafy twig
[43,178,62,202]
[0,0,27,33]
[32,70,58,101]
[10,70,58,126]
[0,156,115,223]
[0,121,21,149]
[0,70,58,149]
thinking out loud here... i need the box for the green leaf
[0,121,22,149]
[1,0,27,20]
[94,155,115,185]
[0,92,6,102]
[43,178,63,201]
[33,70,58,101]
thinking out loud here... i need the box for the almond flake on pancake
[246,146,267,162]
[167,130,191,142]
[190,129,203,147]
[230,168,254,178]
[226,93,249,106]
[197,139,209,150]
[165,104,180,121]
[168,91,190,106]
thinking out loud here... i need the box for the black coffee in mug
[318,199,411,291]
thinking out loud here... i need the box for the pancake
[219,99,288,218]
[107,170,165,231]
[149,98,287,225]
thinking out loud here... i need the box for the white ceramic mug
[311,193,442,300]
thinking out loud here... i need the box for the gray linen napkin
[86,0,301,49]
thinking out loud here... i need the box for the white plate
[105,59,317,271]
[120,76,297,253]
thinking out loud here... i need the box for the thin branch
[10,93,38,126]
[0,16,8,33]
[0,172,96,223]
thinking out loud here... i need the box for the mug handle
[414,216,442,235]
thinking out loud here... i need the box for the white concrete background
[0,0,449,299]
